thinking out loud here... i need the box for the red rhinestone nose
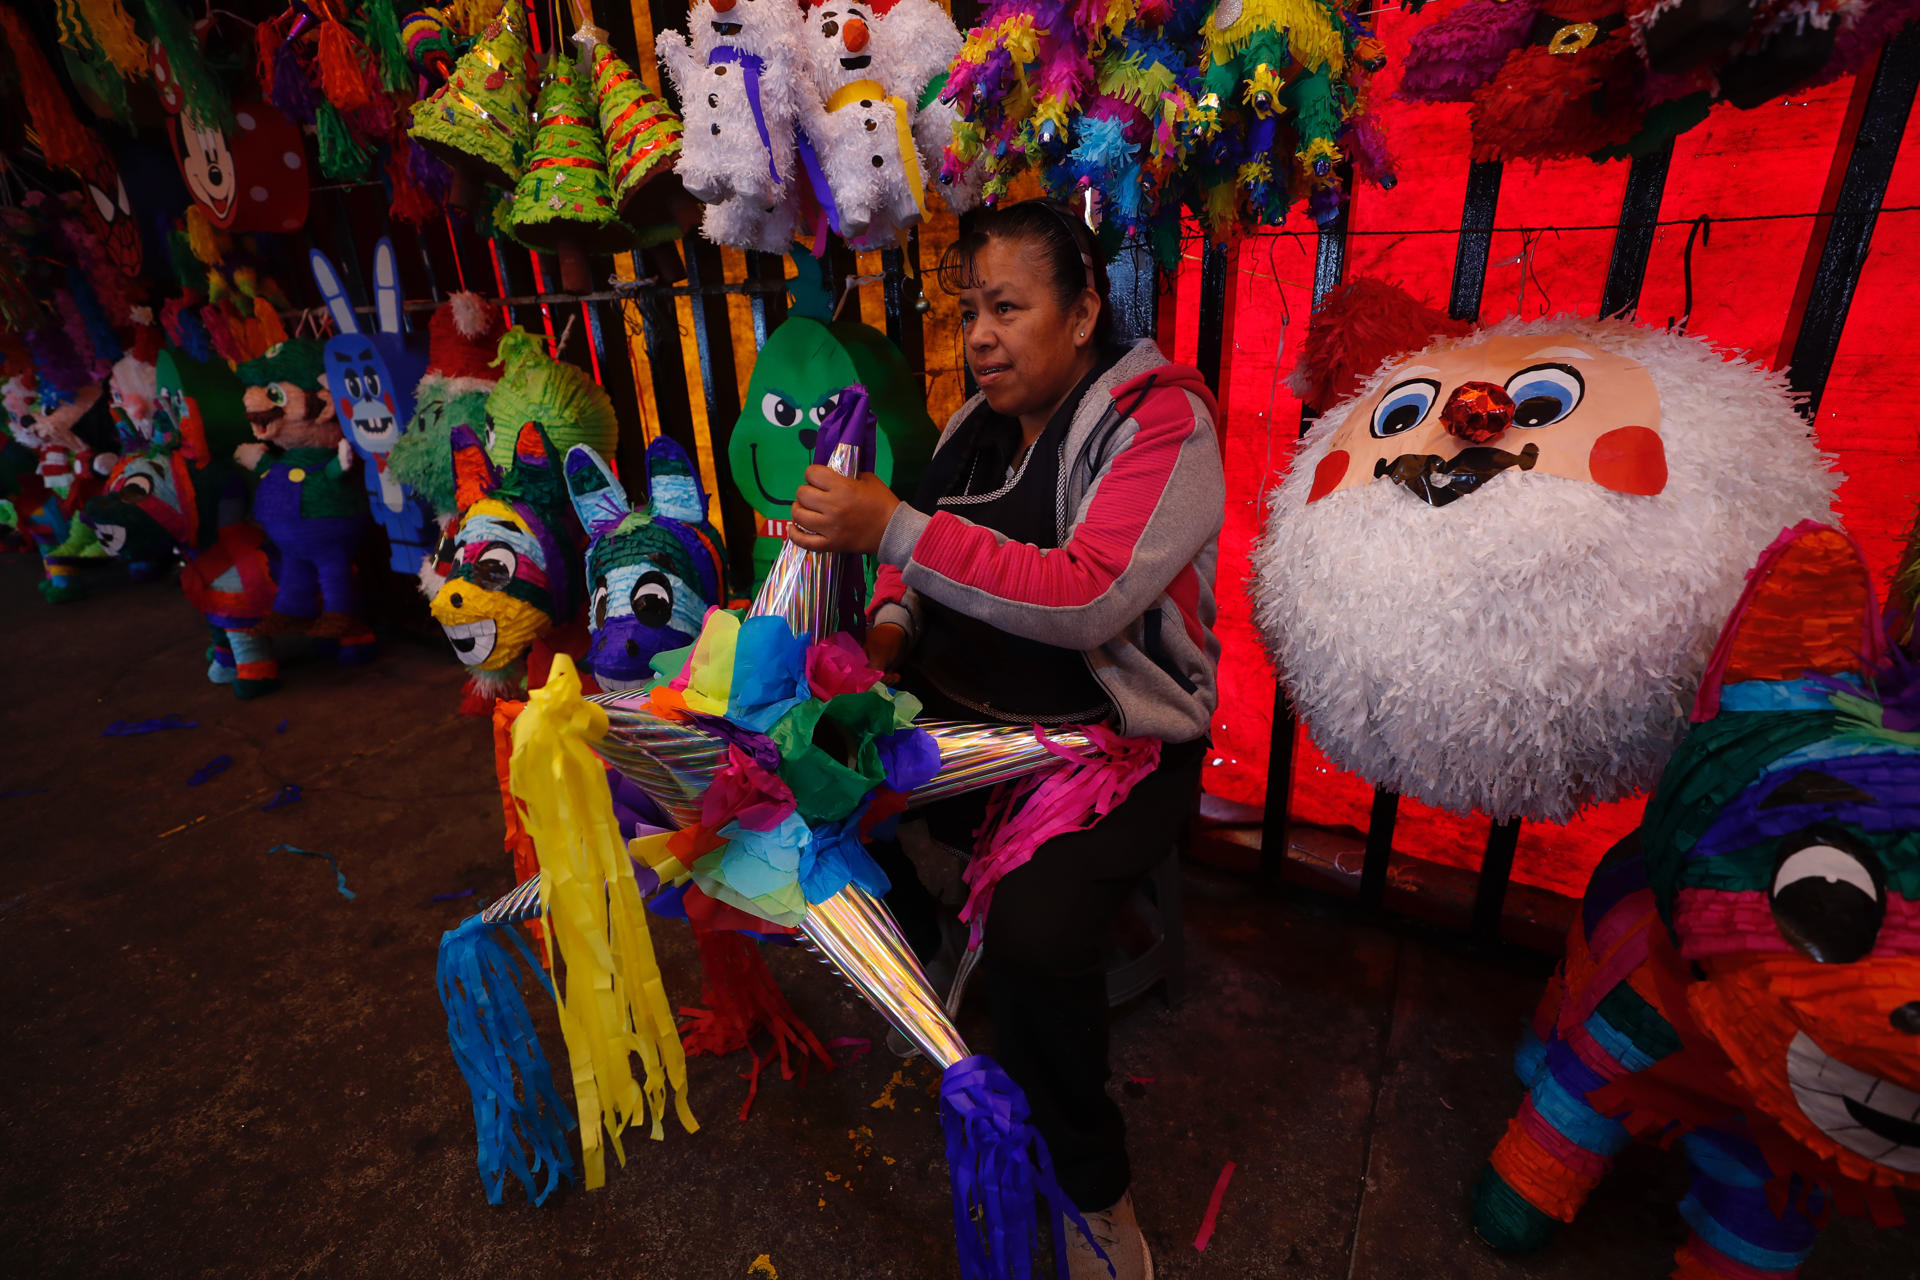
[1440,381,1516,443]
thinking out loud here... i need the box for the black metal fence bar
[1600,142,1675,320]
[1194,240,1232,393]
[1474,819,1523,940]
[1449,161,1504,323]
[1261,204,1350,883]
[1784,21,1920,417]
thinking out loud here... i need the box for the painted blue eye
[1504,364,1584,428]
[1370,379,1439,438]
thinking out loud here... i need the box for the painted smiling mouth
[712,20,741,34]
[840,55,871,70]
[353,413,396,440]
[747,443,792,508]
[1786,1030,1920,1172]
[1374,443,1540,508]
[441,618,499,667]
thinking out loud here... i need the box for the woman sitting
[790,199,1224,1280]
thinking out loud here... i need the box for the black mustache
[1374,443,1539,508]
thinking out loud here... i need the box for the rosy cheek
[1588,426,1666,496]
[1306,449,1349,503]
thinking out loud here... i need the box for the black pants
[872,738,1204,1211]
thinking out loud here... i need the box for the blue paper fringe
[266,843,356,900]
[188,754,233,786]
[436,913,577,1206]
[102,714,199,736]
[940,1054,1107,1280]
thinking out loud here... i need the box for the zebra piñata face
[565,437,727,691]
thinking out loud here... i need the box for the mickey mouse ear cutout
[1290,277,1472,415]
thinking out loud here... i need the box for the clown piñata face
[1644,525,1920,1186]
[1253,316,1838,823]
[430,422,579,672]
[1311,333,1665,507]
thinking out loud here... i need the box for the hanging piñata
[657,0,810,252]
[507,57,634,290]
[409,2,535,204]
[1400,0,1918,162]
[793,0,970,248]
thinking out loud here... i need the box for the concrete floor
[2,555,1915,1280]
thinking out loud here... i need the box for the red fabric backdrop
[1188,3,1920,897]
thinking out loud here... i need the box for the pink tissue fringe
[959,725,1162,946]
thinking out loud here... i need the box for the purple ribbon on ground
[940,1054,1106,1280]
[708,47,780,185]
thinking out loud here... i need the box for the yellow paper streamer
[512,655,697,1189]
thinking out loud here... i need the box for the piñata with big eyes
[1473,522,1920,1275]
[1251,281,1839,825]
[431,419,590,709]
[83,349,284,697]
[311,240,437,578]
[562,436,728,693]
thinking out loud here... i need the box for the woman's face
[957,236,1097,424]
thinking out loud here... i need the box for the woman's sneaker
[1063,1191,1153,1280]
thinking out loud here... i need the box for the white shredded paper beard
[1251,318,1838,824]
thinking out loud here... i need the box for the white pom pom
[449,291,491,339]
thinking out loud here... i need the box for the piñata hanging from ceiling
[1400,0,1920,162]
[939,0,1391,257]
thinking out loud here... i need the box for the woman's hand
[789,466,901,555]
[865,621,909,681]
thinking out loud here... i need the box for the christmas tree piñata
[589,41,684,230]
[507,60,633,291]
[408,4,534,206]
